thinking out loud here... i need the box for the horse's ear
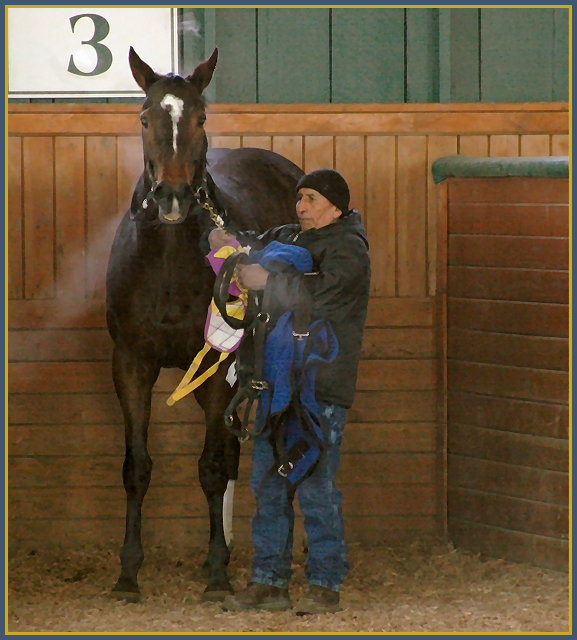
[186,48,218,94]
[129,47,160,92]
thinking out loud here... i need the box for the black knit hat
[296,169,350,213]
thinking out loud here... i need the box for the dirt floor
[7,536,570,635]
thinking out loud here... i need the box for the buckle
[251,380,269,391]
[277,461,294,478]
[257,312,270,323]
[292,331,310,341]
[195,185,208,203]
[238,428,251,443]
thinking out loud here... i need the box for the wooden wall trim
[8,102,569,114]
[9,103,569,137]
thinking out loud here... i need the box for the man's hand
[208,228,237,250]
[236,264,269,290]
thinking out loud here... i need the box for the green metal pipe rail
[431,155,569,184]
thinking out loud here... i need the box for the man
[209,169,371,615]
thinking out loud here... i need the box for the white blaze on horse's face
[160,93,184,154]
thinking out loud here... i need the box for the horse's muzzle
[153,183,194,224]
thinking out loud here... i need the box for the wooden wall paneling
[551,134,569,155]
[7,103,569,551]
[358,360,436,391]
[345,422,437,453]
[449,424,568,472]
[448,328,568,371]
[366,297,433,327]
[366,136,396,296]
[435,180,449,536]
[448,266,568,304]
[448,298,568,338]
[520,134,550,156]
[335,135,365,217]
[9,299,106,331]
[209,135,241,149]
[7,515,439,550]
[448,488,568,538]
[241,136,272,150]
[54,137,86,302]
[397,136,427,296]
[9,361,113,394]
[303,136,334,172]
[349,390,436,424]
[448,391,568,440]
[8,136,23,299]
[257,9,330,103]
[489,134,520,156]
[8,391,203,425]
[8,103,569,137]
[448,203,568,236]
[85,137,118,301]
[448,520,567,572]
[426,135,458,295]
[8,421,436,459]
[443,170,569,570]
[448,235,568,270]
[9,328,112,362]
[448,178,568,205]
[448,454,568,502]
[7,451,436,494]
[458,135,488,156]
[23,137,55,300]
[116,136,143,216]
[448,360,567,404]
[332,8,406,103]
[271,136,303,168]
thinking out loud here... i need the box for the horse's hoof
[201,585,234,602]
[111,582,141,603]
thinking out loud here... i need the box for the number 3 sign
[8,8,178,98]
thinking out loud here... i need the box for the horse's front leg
[110,344,160,602]
[194,367,241,601]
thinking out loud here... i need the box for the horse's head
[129,46,218,224]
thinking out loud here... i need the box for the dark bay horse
[105,47,302,602]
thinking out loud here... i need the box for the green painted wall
[183,7,568,104]
[13,7,569,104]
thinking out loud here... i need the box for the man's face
[296,188,342,231]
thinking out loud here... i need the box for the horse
[105,46,303,602]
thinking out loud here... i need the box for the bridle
[133,160,228,230]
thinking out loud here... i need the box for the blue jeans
[250,403,348,591]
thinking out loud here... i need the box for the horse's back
[207,147,303,231]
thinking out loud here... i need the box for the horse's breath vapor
[179,19,201,37]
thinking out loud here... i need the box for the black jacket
[239,210,371,408]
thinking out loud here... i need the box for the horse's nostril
[154,183,167,199]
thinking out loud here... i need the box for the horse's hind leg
[194,371,241,601]
[111,344,160,602]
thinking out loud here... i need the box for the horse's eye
[140,115,148,128]
[197,114,206,126]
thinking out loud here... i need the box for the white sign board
[8,8,179,98]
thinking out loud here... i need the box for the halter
[132,162,229,230]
